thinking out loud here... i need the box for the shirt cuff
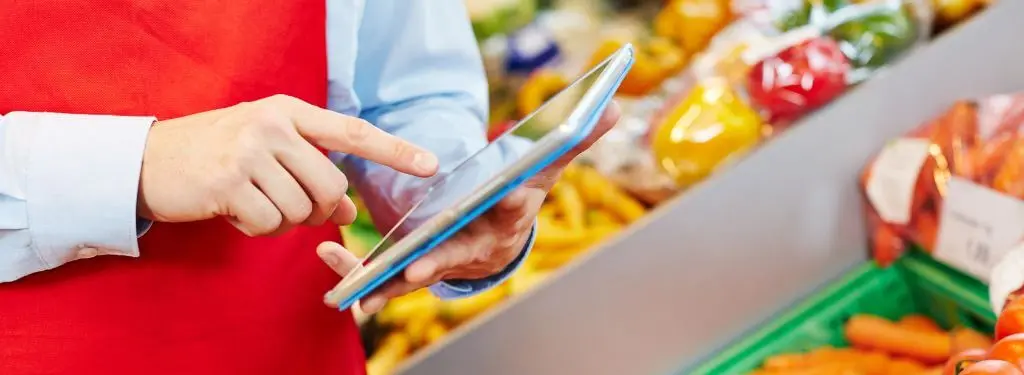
[991,243,1024,312]
[13,112,154,268]
[429,220,536,299]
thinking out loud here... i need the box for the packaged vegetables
[646,0,930,189]
[860,94,1024,280]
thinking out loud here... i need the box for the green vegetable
[829,5,918,69]
[467,0,537,40]
[777,0,850,32]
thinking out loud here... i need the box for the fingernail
[413,152,438,173]
[320,252,340,267]
[323,290,339,306]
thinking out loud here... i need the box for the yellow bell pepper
[654,0,734,53]
[650,78,764,188]
[588,37,687,97]
[517,70,568,118]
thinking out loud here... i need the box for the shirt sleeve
[329,0,534,298]
[0,112,153,282]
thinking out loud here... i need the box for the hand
[137,94,439,236]
[319,101,622,312]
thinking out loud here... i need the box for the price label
[989,243,1024,312]
[865,138,931,225]
[934,177,1024,283]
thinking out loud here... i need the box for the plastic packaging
[860,94,1024,277]
[650,77,766,188]
[648,0,930,188]
[578,98,681,205]
[655,0,736,54]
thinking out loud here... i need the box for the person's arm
[330,0,534,298]
[0,112,152,282]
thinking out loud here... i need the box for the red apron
[0,1,365,374]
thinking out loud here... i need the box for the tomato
[997,299,1024,341]
[746,37,850,124]
[958,360,1024,375]
[945,349,987,375]
[988,334,1024,369]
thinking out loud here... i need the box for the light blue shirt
[0,0,531,298]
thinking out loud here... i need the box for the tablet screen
[360,59,612,266]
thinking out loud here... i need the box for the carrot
[970,133,1016,183]
[950,327,993,351]
[886,359,925,374]
[993,137,1024,199]
[910,211,939,253]
[899,314,944,333]
[762,353,811,370]
[844,315,951,364]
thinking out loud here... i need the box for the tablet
[328,44,634,311]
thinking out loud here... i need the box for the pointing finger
[270,96,439,177]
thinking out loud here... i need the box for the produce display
[860,93,1024,281]
[344,0,1001,373]
[750,314,990,374]
[648,0,931,189]
[688,252,998,375]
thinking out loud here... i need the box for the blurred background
[342,0,1024,374]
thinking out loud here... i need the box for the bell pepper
[829,5,919,69]
[650,78,764,187]
[589,38,687,97]
[777,0,851,32]
[934,0,985,27]
[516,70,568,118]
[654,0,733,53]
[487,120,517,142]
[746,36,850,124]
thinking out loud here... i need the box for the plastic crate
[686,251,995,375]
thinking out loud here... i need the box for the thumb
[317,241,361,276]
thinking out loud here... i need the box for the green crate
[686,251,996,375]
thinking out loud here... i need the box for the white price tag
[865,139,931,225]
[934,177,1024,283]
[990,242,1024,312]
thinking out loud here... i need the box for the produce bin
[685,251,994,374]
[401,2,1024,375]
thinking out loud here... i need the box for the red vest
[0,1,365,374]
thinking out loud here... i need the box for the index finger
[276,96,439,177]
